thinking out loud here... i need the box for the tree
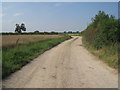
[64,31,67,33]
[15,24,21,33]
[15,23,26,33]
[83,11,119,49]
[20,23,26,31]
[68,31,72,33]
[34,30,39,34]
[76,31,79,33]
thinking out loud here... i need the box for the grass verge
[82,37,118,69]
[2,35,71,78]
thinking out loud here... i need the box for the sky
[1,2,118,32]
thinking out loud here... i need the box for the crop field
[2,35,62,48]
[2,34,71,78]
[68,34,80,36]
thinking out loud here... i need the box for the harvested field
[68,34,80,36]
[2,35,62,48]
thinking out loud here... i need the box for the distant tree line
[64,31,79,33]
[1,23,80,35]
[2,31,60,35]
[34,31,59,35]
[2,30,79,35]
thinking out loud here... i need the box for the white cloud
[54,3,62,7]
[13,13,23,16]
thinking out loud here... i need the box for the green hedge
[81,11,119,68]
[82,11,119,49]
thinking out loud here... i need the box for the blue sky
[2,2,118,32]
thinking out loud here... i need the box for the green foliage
[83,11,119,49]
[15,23,26,33]
[82,11,119,68]
[2,36,71,78]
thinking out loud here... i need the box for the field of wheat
[2,35,62,48]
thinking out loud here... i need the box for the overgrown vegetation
[2,35,71,78]
[81,11,119,68]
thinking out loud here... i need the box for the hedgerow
[82,11,119,68]
[82,11,119,49]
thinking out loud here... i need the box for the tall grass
[2,36,71,78]
[118,43,120,71]
[82,38,118,68]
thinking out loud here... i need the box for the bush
[82,11,119,68]
[82,11,119,49]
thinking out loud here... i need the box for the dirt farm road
[3,36,118,88]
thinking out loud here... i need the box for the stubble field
[2,35,62,48]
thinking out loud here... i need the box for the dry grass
[68,34,80,36]
[2,35,62,48]
[82,39,118,68]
